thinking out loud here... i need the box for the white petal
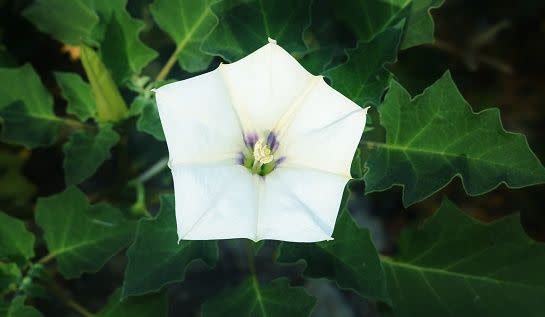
[155,70,244,166]
[219,42,317,132]
[171,163,258,241]
[256,167,348,242]
[276,79,367,178]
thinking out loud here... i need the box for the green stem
[65,298,95,317]
[62,118,96,132]
[156,45,182,81]
[45,274,95,317]
[37,253,55,265]
[132,156,169,183]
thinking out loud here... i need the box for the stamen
[253,138,274,164]
[244,132,258,148]
[239,132,283,176]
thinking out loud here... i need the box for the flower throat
[239,132,284,176]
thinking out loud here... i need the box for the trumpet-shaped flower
[155,38,367,242]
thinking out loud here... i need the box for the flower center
[253,139,273,164]
[239,132,284,176]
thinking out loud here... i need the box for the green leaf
[351,148,364,179]
[97,289,167,317]
[54,72,96,121]
[0,263,21,293]
[22,0,98,45]
[0,151,36,206]
[0,212,35,265]
[122,195,218,298]
[325,24,402,107]
[63,124,120,185]
[382,199,545,316]
[81,45,128,122]
[296,0,356,74]
[150,0,217,73]
[35,187,136,279]
[201,0,312,62]
[364,72,545,206]
[0,101,61,148]
[202,277,316,317]
[0,64,52,112]
[277,190,389,303]
[96,2,158,83]
[134,97,165,141]
[332,0,442,48]
[332,0,408,42]
[400,0,444,49]
[4,297,43,317]
[0,65,60,148]
[23,0,157,82]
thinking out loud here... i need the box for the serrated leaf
[0,65,60,148]
[96,2,158,83]
[63,124,120,185]
[0,64,52,112]
[134,97,164,141]
[35,187,136,279]
[382,199,545,316]
[297,0,357,74]
[23,0,157,82]
[22,0,98,45]
[400,0,444,49]
[325,24,402,107]
[201,0,312,62]
[122,195,218,298]
[351,148,364,179]
[150,0,217,74]
[202,277,316,317]
[332,0,441,48]
[81,45,128,122]
[54,72,96,121]
[0,212,35,265]
[0,101,61,148]
[4,297,43,317]
[333,0,408,42]
[364,72,545,206]
[277,190,389,303]
[0,263,21,293]
[97,289,167,317]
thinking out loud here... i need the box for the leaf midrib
[174,6,210,57]
[364,141,532,173]
[382,258,545,291]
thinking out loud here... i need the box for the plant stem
[37,252,55,265]
[45,274,95,317]
[156,45,182,81]
[65,298,95,317]
[62,117,97,132]
[132,156,169,184]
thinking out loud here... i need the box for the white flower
[155,38,367,242]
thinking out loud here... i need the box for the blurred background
[1,0,544,316]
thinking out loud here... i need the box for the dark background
[1,0,544,316]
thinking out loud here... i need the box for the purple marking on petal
[244,132,258,148]
[275,156,286,165]
[267,132,279,151]
[237,152,245,165]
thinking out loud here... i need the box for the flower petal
[276,79,367,178]
[219,41,316,132]
[155,70,244,166]
[256,167,348,242]
[172,163,257,240]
